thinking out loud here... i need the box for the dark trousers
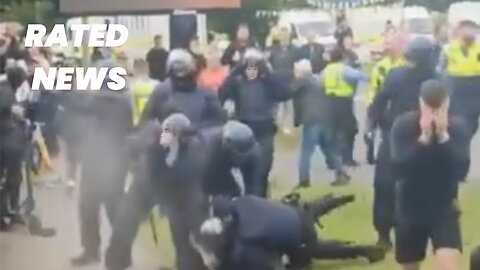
[342,117,358,163]
[372,134,395,239]
[243,120,276,197]
[471,246,480,270]
[327,127,348,179]
[463,112,479,139]
[227,241,280,270]
[105,175,205,270]
[310,239,371,260]
[298,123,344,183]
[0,123,25,217]
[79,156,127,254]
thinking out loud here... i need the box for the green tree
[1,0,63,31]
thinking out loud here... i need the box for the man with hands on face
[391,80,470,270]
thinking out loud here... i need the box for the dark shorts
[395,213,462,264]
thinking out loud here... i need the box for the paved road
[1,99,479,270]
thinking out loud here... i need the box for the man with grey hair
[292,60,340,188]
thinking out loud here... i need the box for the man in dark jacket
[391,80,470,270]
[105,117,262,270]
[219,48,293,197]
[268,25,297,73]
[296,31,326,74]
[221,24,254,68]
[368,37,438,249]
[71,61,133,267]
[0,66,27,230]
[146,35,169,81]
[140,49,225,129]
[292,60,339,188]
[199,121,263,197]
[191,194,385,270]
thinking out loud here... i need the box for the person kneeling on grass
[391,80,471,270]
[191,193,385,270]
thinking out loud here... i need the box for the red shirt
[197,66,229,94]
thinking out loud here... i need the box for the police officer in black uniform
[368,37,438,249]
[192,194,385,270]
[105,115,261,270]
[70,60,133,267]
[139,48,225,128]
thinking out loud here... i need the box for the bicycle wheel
[29,142,42,175]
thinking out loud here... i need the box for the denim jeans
[298,122,344,183]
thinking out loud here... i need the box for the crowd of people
[1,12,480,270]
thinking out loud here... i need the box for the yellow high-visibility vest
[323,63,354,97]
[132,79,156,125]
[365,56,404,105]
[444,41,480,77]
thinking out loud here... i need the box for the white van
[278,10,336,48]
[402,6,434,39]
[448,1,480,28]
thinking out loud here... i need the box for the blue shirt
[319,63,368,90]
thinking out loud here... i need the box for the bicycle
[19,118,56,237]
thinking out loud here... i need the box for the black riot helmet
[404,37,435,70]
[162,113,193,143]
[222,121,256,164]
[167,49,197,79]
[5,59,28,91]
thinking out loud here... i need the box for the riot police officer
[368,37,437,249]
[139,49,225,128]
[105,115,261,270]
[71,60,133,266]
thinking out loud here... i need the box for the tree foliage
[1,0,63,31]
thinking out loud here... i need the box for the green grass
[139,181,480,270]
